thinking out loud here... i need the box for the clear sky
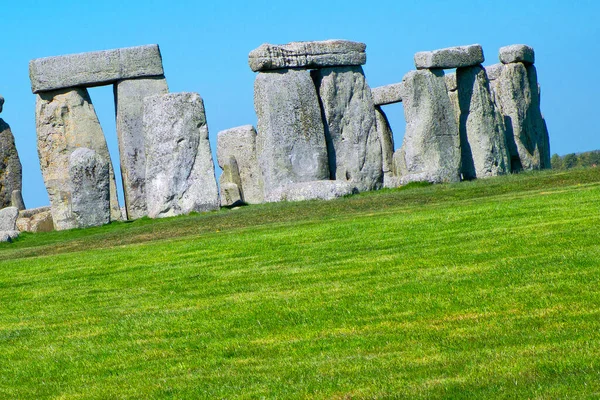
[1,0,598,208]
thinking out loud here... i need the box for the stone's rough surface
[313,66,383,192]
[0,119,23,208]
[69,148,111,228]
[29,45,164,93]
[371,83,405,105]
[36,88,121,230]
[499,44,535,65]
[254,69,329,196]
[219,156,244,207]
[445,73,458,91]
[0,230,19,242]
[485,63,504,81]
[266,180,358,203]
[17,207,54,233]
[395,69,461,183]
[495,63,551,170]
[374,106,396,188]
[414,44,484,69]
[217,125,264,204]
[11,190,25,210]
[144,92,219,218]
[115,76,169,220]
[249,40,366,72]
[0,207,19,231]
[456,65,510,179]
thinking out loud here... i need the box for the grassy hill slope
[1,169,600,399]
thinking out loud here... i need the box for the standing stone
[495,63,550,170]
[374,106,396,188]
[220,183,244,208]
[11,190,25,210]
[254,69,329,197]
[394,69,461,183]
[144,92,219,218]
[217,125,264,204]
[445,73,461,128]
[0,118,22,208]
[69,148,111,228]
[219,156,244,207]
[115,76,169,220]
[313,66,383,191]
[36,88,121,230]
[456,65,510,179]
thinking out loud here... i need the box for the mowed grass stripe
[0,168,599,398]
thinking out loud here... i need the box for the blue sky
[1,0,598,208]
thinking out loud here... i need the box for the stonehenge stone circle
[313,66,383,191]
[266,180,358,203]
[394,69,461,183]
[374,106,396,188]
[115,76,169,219]
[29,45,164,93]
[69,148,111,228]
[254,68,330,196]
[36,88,121,229]
[143,92,219,219]
[456,65,510,179]
[414,44,484,69]
[371,83,405,106]
[499,44,535,65]
[217,125,264,204]
[249,40,366,72]
[0,117,23,209]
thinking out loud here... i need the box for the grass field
[1,168,600,399]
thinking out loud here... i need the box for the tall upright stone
[374,106,396,188]
[494,58,550,170]
[313,66,383,191]
[36,88,121,230]
[0,118,22,209]
[143,92,219,218]
[456,65,510,179]
[254,69,329,197]
[115,76,169,219]
[394,69,461,183]
[217,125,264,204]
[69,148,111,228]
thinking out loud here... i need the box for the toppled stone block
[374,106,396,188]
[371,83,405,106]
[115,76,169,220]
[36,88,121,230]
[313,66,383,192]
[254,69,329,197]
[17,207,54,233]
[29,45,164,93]
[217,125,264,204]
[499,44,535,65]
[11,190,25,210]
[414,44,484,69]
[0,118,22,208]
[69,148,111,229]
[144,92,219,219]
[394,69,461,184]
[249,40,366,72]
[266,181,358,203]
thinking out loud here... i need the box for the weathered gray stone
[69,148,111,228]
[0,119,22,208]
[495,63,550,170]
[217,125,264,204]
[17,208,54,233]
[115,76,169,220]
[313,66,383,191]
[374,106,396,188]
[11,190,25,210]
[29,45,164,93]
[266,180,358,203]
[254,69,329,197]
[219,156,244,207]
[446,73,462,128]
[445,73,458,91]
[371,83,405,106]
[414,44,484,69]
[144,92,219,218]
[249,40,366,72]
[499,44,535,65]
[457,65,510,179]
[220,183,244,208]
[485,63,504,81]
[36,88,121,230]
[394,69,461,183]
[0,230,19,242]
[0,207,19,231]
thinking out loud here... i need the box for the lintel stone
[371,83,405,105]
[499,44,535,65]
[414,44,484,69]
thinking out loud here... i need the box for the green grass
[1,168,600,399]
